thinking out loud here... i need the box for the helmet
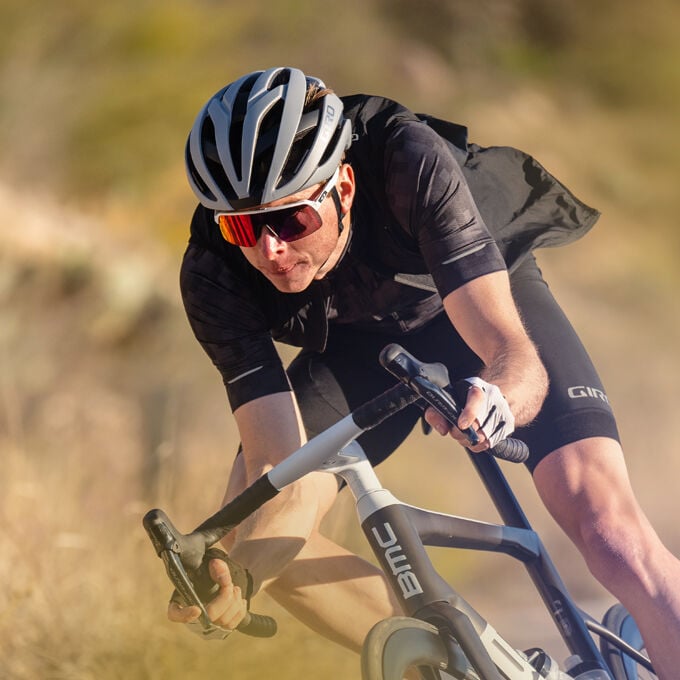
[185,67,352,211]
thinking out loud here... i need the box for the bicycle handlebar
[143,507,278,638]
[142,343,528,641]
[379,343,530,464]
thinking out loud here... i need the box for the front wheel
[361,616,476,680]
[600,604,657,680]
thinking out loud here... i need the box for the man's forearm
[442,272,549,428]
[226,471,330,593]
[228,392,327,591]
[480,340,548,427]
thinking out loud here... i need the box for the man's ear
[337,163,355,216]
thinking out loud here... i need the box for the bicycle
[143,344,656,679]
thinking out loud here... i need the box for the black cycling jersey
[180,94,599,415]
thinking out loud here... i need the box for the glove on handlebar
[172,547,253,641]
[461,377,515,448]
[192,547,253,606]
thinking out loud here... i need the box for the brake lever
[143,507,278,638]
[380,344,479,444]
[143,509,214,629]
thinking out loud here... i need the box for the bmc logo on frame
[371,522,424,600]
[567,385,609,404]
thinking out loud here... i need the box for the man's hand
[424,378,515,452]
[167,558,248,635]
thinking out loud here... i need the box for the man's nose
[258,227,286,258]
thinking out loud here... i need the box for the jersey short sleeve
[383,120,507,299]
[180,216,292,411]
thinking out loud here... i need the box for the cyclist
[169,67,680,677]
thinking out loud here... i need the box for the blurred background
[1,1,678,677]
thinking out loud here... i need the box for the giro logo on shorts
[567,385,609,404]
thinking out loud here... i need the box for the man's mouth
[265,263,298,276]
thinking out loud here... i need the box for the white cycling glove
[185,619,233,641]
[464,377,515,448]
[170,547,252,642]
[169,591,234,641]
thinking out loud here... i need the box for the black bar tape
[193,475,280,546]
[352,382,420,431]
[490,438,530,463]
[237,611,278,638]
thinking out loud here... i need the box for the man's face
[239,165,354,293]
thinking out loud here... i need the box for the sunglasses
[215,167,340,247]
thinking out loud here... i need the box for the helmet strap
[329,187,346,235]
[315,186,351,278]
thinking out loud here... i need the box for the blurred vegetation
[1,2,679,678]
[1,0,679,247]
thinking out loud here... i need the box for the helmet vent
[250,99,287,199]
[282,127,315,183]
[270,69,291,88]
[201,117,237,202]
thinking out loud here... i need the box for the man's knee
[578,507,647,575]
[534,439,658,584]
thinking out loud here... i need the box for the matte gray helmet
[185,67,352,211]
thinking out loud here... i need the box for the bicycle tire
[361,616,474,680]
[600,604,657,680]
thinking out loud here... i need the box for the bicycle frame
[326,440,611,679]
[143,345,637,678]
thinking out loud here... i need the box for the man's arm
[168,389,340,630]
[427,270,548,449]
[228,390,337,591]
